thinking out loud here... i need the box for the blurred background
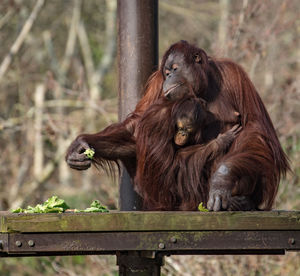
[0,0,299,275]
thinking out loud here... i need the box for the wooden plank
[4,230,300,254]
[0,211,299,233]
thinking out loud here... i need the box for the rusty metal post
[117,0,160,274]
[117,0,158,211]
[117,253,164,276]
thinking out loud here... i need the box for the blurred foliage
[0,0,299,275]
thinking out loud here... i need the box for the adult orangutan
[66,40,289,211]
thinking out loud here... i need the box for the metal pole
[117,1,160,273]
[117,253,163,276]
[117,0,158,211]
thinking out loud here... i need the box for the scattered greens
[84,148,95,159]
[198,202,209,212]
[11,196,70,213]
[75,200,109,213]
[11,196,109,214]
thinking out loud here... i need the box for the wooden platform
[0,211,299,257]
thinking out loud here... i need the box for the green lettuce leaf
[198,202,209,212]
[84,148,95,159]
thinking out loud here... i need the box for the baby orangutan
[172,98,241,147]
[174,116,195,146]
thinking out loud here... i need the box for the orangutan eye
[194,54,201,63]
[165,69,171,76]
[172,64,178,71]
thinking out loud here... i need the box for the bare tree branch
[96,0,117,85]
[232,0,248,49]
[33,83,46,178]
[0,8,15,30]
[11,145,68,209]
[0,0,45,82]
[217,0,229,56]
[61,0,81,74]
[77,20,98,100]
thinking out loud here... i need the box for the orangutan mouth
[164,83,183,97]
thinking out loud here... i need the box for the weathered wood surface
[0,211,299,257]
[1,211,300,233]
[4,231,299,253]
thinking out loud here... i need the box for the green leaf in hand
[84,148,95,159]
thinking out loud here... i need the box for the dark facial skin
[174,116,196,146]
[163,53,195,100]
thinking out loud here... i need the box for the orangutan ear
[195,49,209,67]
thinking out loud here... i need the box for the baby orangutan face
[174,116,196,146]
[173,101,241,147]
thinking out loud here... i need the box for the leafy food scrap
[198,202,209,212]
[84,148,95,159]
[11,196,70,213]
